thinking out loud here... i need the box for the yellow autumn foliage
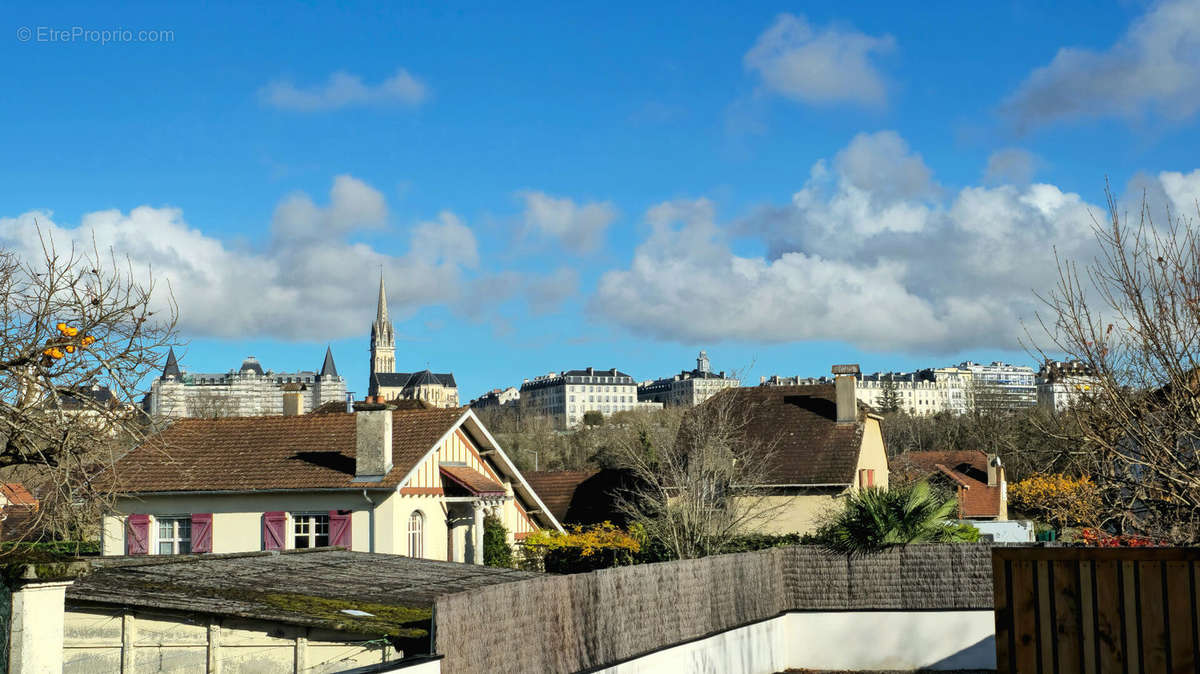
[1008,473,1100,528]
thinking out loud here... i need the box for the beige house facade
[102,404,560,562]
[731,365,890,536]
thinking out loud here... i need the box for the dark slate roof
[374,371,457,389]
[320,346,338,378]
[563,368,632,379]
[699,385,870,486]
[522,469,635,526]
[67,549,539,634]
[108,407,465,492]
[161,348,181,379]
[239,356,265,375]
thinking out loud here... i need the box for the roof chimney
[987,454,1004,488]
[353,401,394,481]
[281,383,305,416]
[831,364,861,424]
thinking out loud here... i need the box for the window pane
[158,542,173,555]
[159,520,173,538]
[179,540,191,554]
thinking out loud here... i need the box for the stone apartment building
[1036,359,1099,412]
[637,351,741,407]
[143,348,347,418]
[762,361,1035,415]
[367,275,460,407]
[521,367,659,428]
[470,386,520,409]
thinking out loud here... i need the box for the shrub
[815,482,976,556]
[483,515,514,568]
[519,522,640,573]
[1008,473,1100,529]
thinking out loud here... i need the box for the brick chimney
[831,364,861,424]
[353,401,394,481]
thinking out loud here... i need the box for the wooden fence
[992,547,1200,674]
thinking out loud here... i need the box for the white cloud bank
[518,190,617,254]
[744,13,895,107]
[1004,0,1200,129]
[592,131,1200,353]
[0,177,472,341]
[260,68,428,111]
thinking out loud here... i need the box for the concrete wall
[590,610,995,674]
[62,607,396,673]
[9,581,72,674]
[970,519,1035,543]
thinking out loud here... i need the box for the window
[157,517,192,555]
[408,511,425,558]
[293,513,329,548]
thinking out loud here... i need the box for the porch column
[472,501,485,565]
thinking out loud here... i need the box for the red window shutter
[262,511,287,551]
[191,513,213,553]
[866,469,875,487]
[125,514,150,555]
[329,510,353,549]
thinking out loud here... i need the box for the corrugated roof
[109,407,464,493]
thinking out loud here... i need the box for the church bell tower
[370,273,396,385]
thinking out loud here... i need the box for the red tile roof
[0,483,36,507]
[523,470,598,523]
[109,408,465,493]
[702,385,870,486]
[895,450,1002,519]
[440,465,506,496]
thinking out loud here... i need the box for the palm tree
[818,481,976,556]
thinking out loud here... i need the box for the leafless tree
[605,394,785,559]
[0,232,177,543]
[1034,189,1200,542]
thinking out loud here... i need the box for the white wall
[971,519,1035,543]
[591,610,996,674]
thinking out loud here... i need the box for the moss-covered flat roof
[66,548,539,638]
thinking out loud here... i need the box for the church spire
[162,347,181,379]
[320,346,338,378]
[370,271,396,386]
[376,272,389,329]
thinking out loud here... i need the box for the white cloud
[1003,0,1200,129]
[0,177,475,341]
[593,132,1119,353]
[517,190,617,254]
[271,174,387,241]
[744,13,895,107]
[260,68,428,111]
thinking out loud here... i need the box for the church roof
[374,371,457,389]
[161,348,181,379]
[319,347,338,378]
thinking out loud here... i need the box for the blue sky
[4,1,1200,399]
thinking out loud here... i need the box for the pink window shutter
[329,510,352,549]
[125,514,150,555]
[262,511,287,551]
[191,513,213,553]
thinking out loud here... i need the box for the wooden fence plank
[1039,560,1056,674]
[1141,561,1168,674]
[1011,558,1041,674]
[994,556,1012,674]
[1126,560,1143,674]
[1164,561,1194,674]
[1052,559,1083,674]
[1095,559,1125,674]
[1082,560,1098,674]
